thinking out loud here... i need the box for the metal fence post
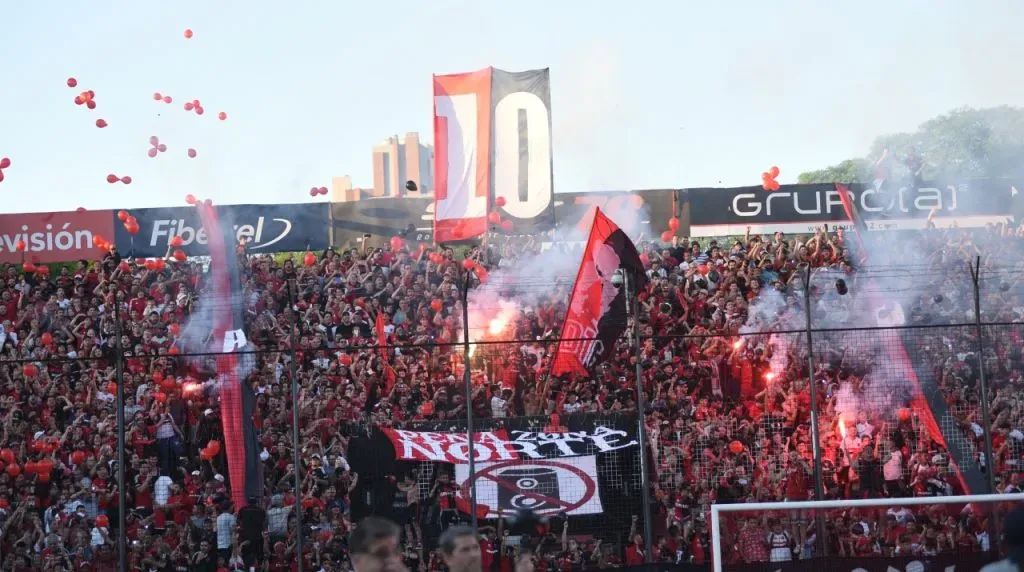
[969,257,998,496]
[114,289,127,572]
[624,272,654,562]
[288,279,304,572]
[461,272,478,531]
[801,267,828,558]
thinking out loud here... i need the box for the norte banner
[381,425,637,463]
[432,67,556,243]
[0,209,114,264]
[685,179,1019,237]
[113,203,329,257]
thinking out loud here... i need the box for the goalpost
[710,492,1024,572]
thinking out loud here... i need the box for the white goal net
[710,492,1024,572]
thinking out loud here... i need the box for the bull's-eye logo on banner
[455,457,603,518]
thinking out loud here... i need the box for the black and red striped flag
[552,208,646,376]
[195,203,263,510]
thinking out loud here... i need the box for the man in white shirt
[216,502,236,560]
[490,388,512,418]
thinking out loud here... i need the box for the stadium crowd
[0,220,1022,570]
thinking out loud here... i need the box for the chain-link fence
[1,259,1022,570]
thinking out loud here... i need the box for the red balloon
[125,223,139,235]
[22,262,35,273]
[187,148,197,158]
[207,440,221,455]
[107,174,119,184]
[185,193,196,205]
[184,28,193,39]
[0,449,14,464]
[339,354,353,367]
[121,176,132,184]
[769,165,780,178]
[86,100,96,110]
[22,364,38,378]
[71,451,86,465]
[462,259,475,270]
[173,249,187,262]
[40,332,53,346]
[74,96,84,105]
[303,252,317,267]
[67,77,77,88]
[495,196,507,208]
[487,212,501,225]
[318,187,328,195]
[15,240,25,252]
[157,144,167,153]
[193,99,201,107]
[500,220,513,232]
[309,188,318,197]
[95,119,108,128]
[0,157,8,169]
[195,107,205,115]
[126,215,137,226]
[5,464,20,478]
[119,261,130,272]
[184,102,194,111]
[170,236,184,247]
[430,299,443,312]
[661,230,674,242]
[147,148,158,158]
[218,112,227,121]
[153,93,163,101]
[668,217,680,231]
[389,236,404,250]
[149,136,159,146]
[95,514,109,528]
[163,96,172,104]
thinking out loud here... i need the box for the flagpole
[622,270,653,562]
[460,267,478,530]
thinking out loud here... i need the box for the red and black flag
[195,202,263,510]
[552,208,646,376]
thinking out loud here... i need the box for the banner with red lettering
[381,424,637,464]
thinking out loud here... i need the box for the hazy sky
[2,0,1023,214]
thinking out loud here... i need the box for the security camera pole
[618,269,654,562]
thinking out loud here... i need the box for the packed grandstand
[0,213,1022,571]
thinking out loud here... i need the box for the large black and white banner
[489,68,556,234]
[345,414,642,533]
[685,179,1020,237]
[115,202,330,256]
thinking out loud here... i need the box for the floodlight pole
[623,271,654,562]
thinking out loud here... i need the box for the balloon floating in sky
[187,148,197,158]
[148,136,167,158]
[121,176,132,185]
[95,119,108,128]
[66,77,77,88]
[106,174,119,184]
[184,28,193,39]
[218,112,227,121]
[74,90,96,110]
[0,157,10,183]
[163,95,172,103]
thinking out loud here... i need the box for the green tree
[798,106,1024,182]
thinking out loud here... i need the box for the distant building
[331,133,433,203]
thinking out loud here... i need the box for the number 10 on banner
[434,90,552,222]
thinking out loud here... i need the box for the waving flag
[195,203,263,510]
[552,208,646,376]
